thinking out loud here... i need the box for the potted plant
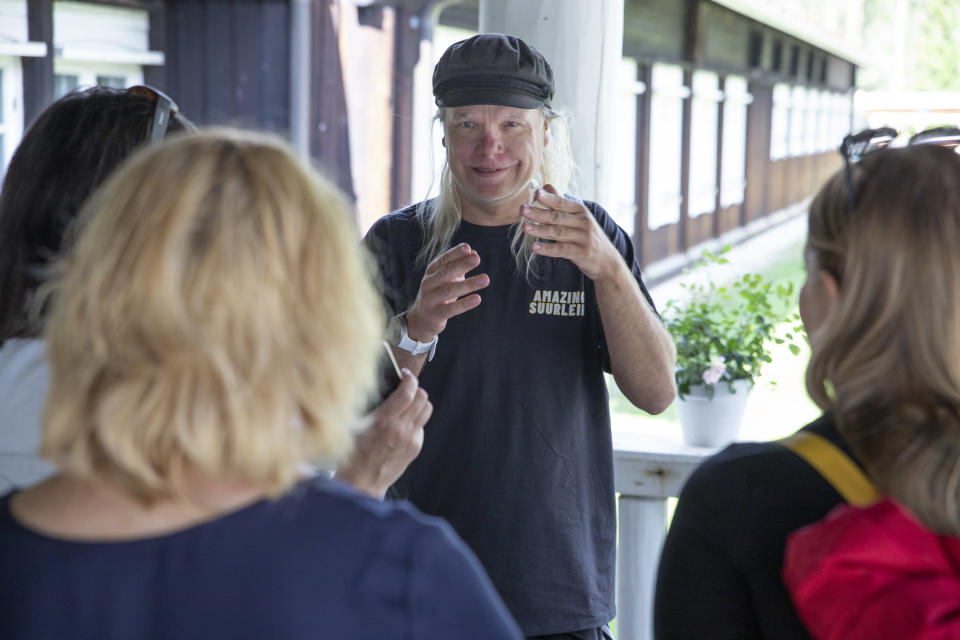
[663,247,802,447]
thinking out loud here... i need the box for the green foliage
[664,247,803,400]
[861,0,960,92]
[913,0,960,91]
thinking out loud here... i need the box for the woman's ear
[816,268,841,325]
[820,269,839,302]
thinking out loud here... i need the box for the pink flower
[702,363,726,385]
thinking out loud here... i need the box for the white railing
[612,425,718,640]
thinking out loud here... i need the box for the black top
[0,476,522,640]
[365,201,655,636]
[654,414,858,640]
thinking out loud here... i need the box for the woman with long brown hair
[783,142,960,639]
[655,138,960,639]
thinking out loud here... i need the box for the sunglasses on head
[126,85,180,144]
[840,125,960,211]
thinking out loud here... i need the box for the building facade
[2,0,861,275]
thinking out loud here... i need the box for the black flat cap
[433,34,554,109]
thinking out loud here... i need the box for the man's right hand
[405,242,489,342]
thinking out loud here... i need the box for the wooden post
[390,5,419,210]
[22,0,53,128]
[143,2,168,90]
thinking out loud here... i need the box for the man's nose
[478,127,503,156]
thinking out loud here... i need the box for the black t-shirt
[365,200,655,636]
[654,414,858,640]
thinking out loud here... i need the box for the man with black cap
[366,33,676,639]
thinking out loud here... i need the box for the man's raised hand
[520,185,624,282]
[405,242,490,341]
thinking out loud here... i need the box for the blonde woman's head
[805,143,960,533]
[42,128,382,503]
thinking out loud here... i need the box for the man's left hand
[520,184,624,281]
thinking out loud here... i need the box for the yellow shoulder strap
[778,431,880,507]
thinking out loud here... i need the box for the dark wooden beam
[679,68,692,252]
[311,0,355,199]
[143,2,168,90]
[713,75,725,239]
[634,63,652,267]
[390,4,420,210]
[22,0,54,128]
[684,0,703,66]
[678,0,703,250]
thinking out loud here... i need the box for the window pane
[789,86,806,157]
[816,91,832,152]
[771,83,790,160]
[721,76,750,208]
[647,63,685,230]
[96,75,126,88]
[835,93,852,146]
[804,89,820,154]
[0,68,4,125]
[54,74,80,99]
[688,70,720,218]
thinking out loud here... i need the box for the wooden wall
[150,0,354,198]
[148,1,290,130]
[623,0,856,270]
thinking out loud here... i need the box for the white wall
[478,0,625,206]
[0,56,24,176]
[52,1,158,98]
[0,0,36,176]
[409,23,473,207]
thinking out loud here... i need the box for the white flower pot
[676,379,752,447]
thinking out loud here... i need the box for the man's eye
[458,121,474,128]
[505,121,519,127]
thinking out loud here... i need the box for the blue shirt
[0,476,522,640]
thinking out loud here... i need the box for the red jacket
[783,498,960,640]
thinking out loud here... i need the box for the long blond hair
[42,129,382,504]
[805,144,960,534]
[416,106,576,278]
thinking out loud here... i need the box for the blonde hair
[41,128,383,504]
[416,106,576,278]
[805,144,960,534]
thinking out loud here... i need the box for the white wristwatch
[388,313,438,361]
